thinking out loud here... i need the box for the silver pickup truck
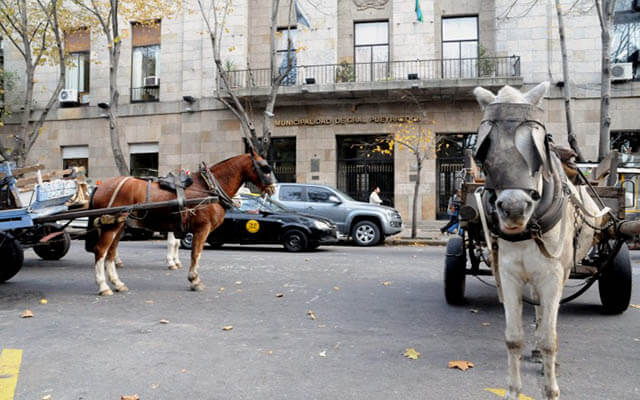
[272,183,402,246]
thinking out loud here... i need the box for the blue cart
[0,161,77,282]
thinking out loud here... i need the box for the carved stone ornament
[352,0,390,10]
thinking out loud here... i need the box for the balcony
[225,56,522,104]
[131,86,160,103]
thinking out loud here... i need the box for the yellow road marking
[0,349,22,400]
[485,387,535,400]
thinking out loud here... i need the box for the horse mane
[494,85,528,104]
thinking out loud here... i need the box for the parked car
[180,193,337,252]
[271,183,402,246]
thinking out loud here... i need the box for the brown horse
[86,152,276,295]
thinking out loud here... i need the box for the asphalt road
[1,241,639,400]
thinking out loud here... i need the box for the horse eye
[260,165,272,174]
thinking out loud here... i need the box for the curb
[386,238,448,246]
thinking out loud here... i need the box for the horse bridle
[474,103,567,242]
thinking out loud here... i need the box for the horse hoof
[116,285,129,292]
[191,283,205,292]
[168,264,179,270]
[99,289,113,296]
[116,262,124,269]
[175,262,183,269]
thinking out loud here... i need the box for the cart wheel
[0,232,24,283]
[444,236,467,305]
[33,223,71,260]
[599,242,632,315]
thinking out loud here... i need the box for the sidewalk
[386,233,451,246]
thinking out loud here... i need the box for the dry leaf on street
[482,322,491,327]
[448,360,474,371]
[403,348,420,360]
[630,304,640,310]
[319,350,327,357]
[159,319,169,324]
[235,281,242,285]
[276,293,284,297]
[120,395,140,400]
[21,309,33,318]
[40,299,48,304]
[222,325,233,331]
[264,350,273,355]
[41,395,52,400]
[485,388,534,400]
[382,281,392,286]
[469,309,479,313]
[307,310,317,320]
[333,286,340,291]
[145,300,154,304]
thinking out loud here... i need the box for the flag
[295,0,311,29]
[415,0,423,22]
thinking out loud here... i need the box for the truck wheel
[33,223,71,260]
[0,232,24,283]
[283,229,308,252]
[444,236,467,305]
[180,233,193,250]
[599,242,632,314]
[351,220,381,246]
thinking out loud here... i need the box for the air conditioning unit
[58,89,78,103]
[611,63,633,82]
[143,76,160,87]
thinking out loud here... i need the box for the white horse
[473,82,607,400]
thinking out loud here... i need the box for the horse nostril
[525,200,532,209]
[496,200,503,209]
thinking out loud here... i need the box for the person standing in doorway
[369,186,383,205]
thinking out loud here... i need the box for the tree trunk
[555,0,584,162]
[599,15,613,161]
[109,43,129,175]
[411,158,421,239]
[18,63,34,167]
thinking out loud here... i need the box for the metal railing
[226,56,521,90]
[131,86,160,103]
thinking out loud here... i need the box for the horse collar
[199,162,235,209]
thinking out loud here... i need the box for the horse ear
[523,82,549,106]
[530,125,553,177]
[473,87,496,109]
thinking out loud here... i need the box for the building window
[244,137,296,184]
[442,16,478,78]
[62,145,89,176]
[64,28,90,105]
[277,27,297,85]
[354,21,389,81]
[129,142,158,177]
[612,1,640,80]
[131,21,161,102]
[337,135,394,205]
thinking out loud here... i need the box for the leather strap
[107,177,132,208]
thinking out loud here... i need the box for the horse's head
[247,151,277,195]
[473,82,552,234]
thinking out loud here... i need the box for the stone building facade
[1,0,640,229]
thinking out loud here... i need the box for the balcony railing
[131,86,160,103]
[226,56,521,90]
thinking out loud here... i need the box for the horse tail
[84,186,99,253]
